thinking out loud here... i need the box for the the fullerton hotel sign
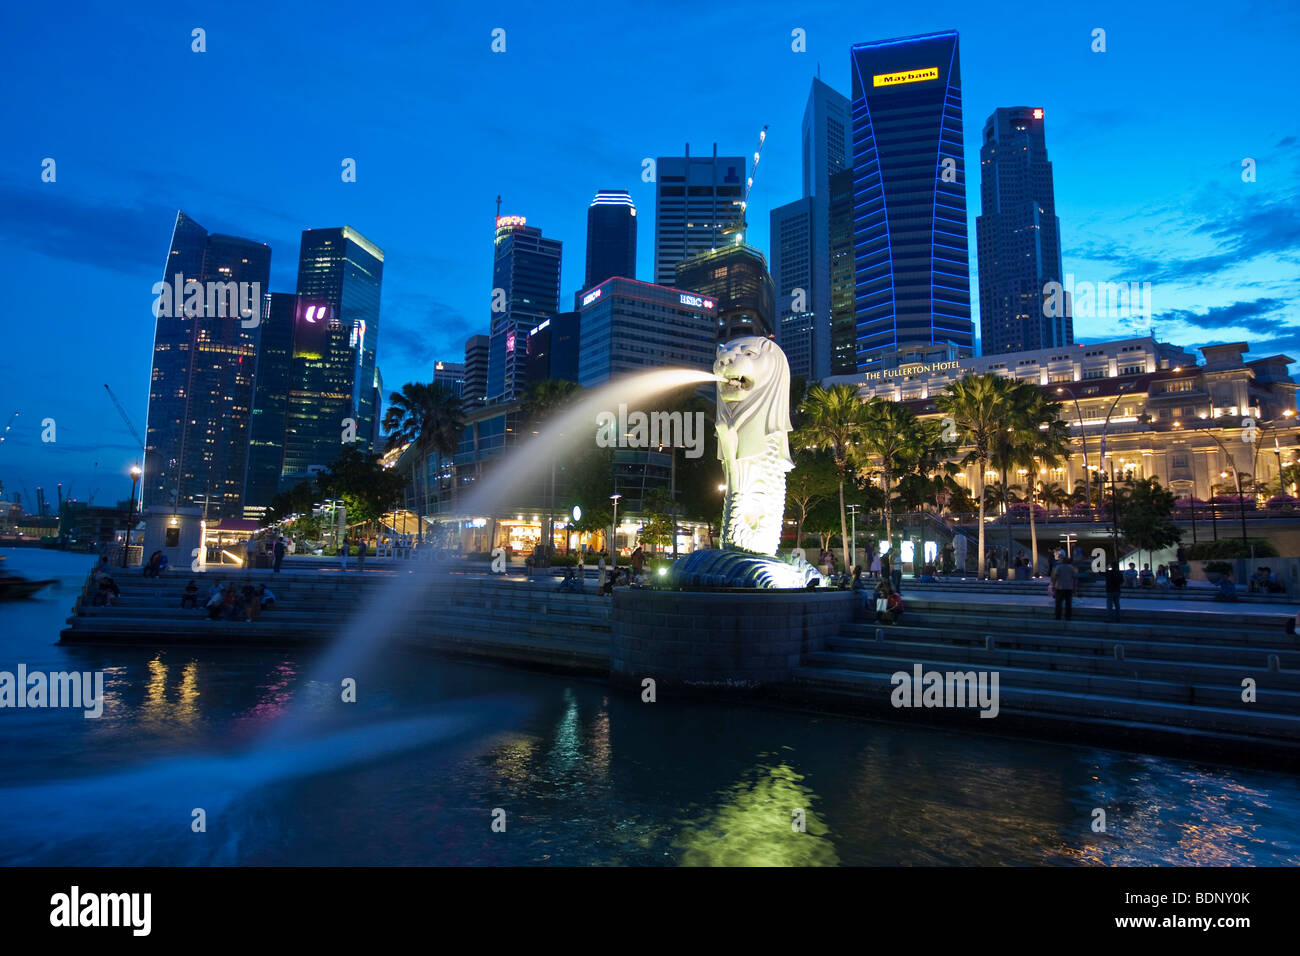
[861,360,964,382]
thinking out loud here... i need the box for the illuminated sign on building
[302,304,326,323]
[679,293,716,310]
[506,332,515,353]
[581,288,602,307]
[861,360,965,382]
[528,319,550,337]
[1033,107,1044,119]
[495,215,527,229]
[872,66,939,87]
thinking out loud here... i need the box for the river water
[1,548,1296,866]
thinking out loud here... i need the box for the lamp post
[847,504,860,568]
[122,464,142,568]
[609,493,622,560]
[1105,459,1121,565]
[1055,385,1091,512]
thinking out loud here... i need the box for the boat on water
[0,557,56,600]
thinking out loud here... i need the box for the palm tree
[857,397,925,545]
[937,373,1014,580]
[1006,387,1071,576]
[796,384,869,570]
[382,382,464,542]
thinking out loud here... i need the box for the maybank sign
[872,67,939,87]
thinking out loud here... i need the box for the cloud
[1163,297,1291,331]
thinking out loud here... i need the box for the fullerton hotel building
[823,336,1300,504]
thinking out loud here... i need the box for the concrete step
[822,636,1300,689]
[837,624,1300,668]
[790,665,1300,738]
[802,649,1300,714]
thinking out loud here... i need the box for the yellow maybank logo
[872,67,939,87]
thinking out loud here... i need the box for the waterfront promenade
[58,558,1300,767]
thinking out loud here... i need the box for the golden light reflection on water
[139,657,200,727]
[674,761,839,867]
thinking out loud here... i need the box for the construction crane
[104,384,146,509]
[722,125,769,245]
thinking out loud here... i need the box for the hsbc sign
[679,293,715,310]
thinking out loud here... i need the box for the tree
[857,397,926,544]
[796,384,869,570]
[1119,476,1183,564]
[785,449,838,552]
[262,479,317,528]
[639,487,677,552]
[936,373,1015,580]
[317,446,407,527]
[1002,384,1070,575]
[382,382,464,541]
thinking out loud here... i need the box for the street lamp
[1055,385,1091,511]
[847,504,860,567]
[609,493,622,558]
[122,464,142,568]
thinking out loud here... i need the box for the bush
[1185,539,1278,560]
[1203,560,1234,577]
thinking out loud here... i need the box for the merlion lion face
[715,339,766,404]
[714,336,793,463]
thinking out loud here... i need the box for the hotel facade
[825,336,1300,504]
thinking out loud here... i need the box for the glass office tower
[242,291,298,517]
[850,31,972,369]
[653,145,746,286]
[281,226,384,488]
[487,217,562,402]
[585,190,637,289]
[143,210,270,518]
[977,106,1072,354]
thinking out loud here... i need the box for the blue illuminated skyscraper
[849,31,972,369]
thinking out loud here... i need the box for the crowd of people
[198,581,277,622]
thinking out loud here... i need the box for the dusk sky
[2,0,1297,504]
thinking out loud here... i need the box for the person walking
[869,551,882,581]
[631,545,645,579]
[1051,557,1077,621]
[339,537,350,572]
[598,551,607,592]
[357,537,368,572]
[1104,562,1124,622]
[245,536,258,570]
[273,536,285,573]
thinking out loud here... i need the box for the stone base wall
[611,588,859,686]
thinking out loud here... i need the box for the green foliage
[317,446,408,526]
[263,480,317,527]
[1186,539,1278,560]
[1203,560,1234,576]
[638,487,677,551]
[1117,477,1183,554]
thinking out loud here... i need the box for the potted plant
[1203,560,1233,584]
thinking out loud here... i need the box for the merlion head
[714,336,792,463]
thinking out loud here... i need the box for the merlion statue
[668,336,819,588]
[715,337,793,556]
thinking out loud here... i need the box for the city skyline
[3,0,1299,500]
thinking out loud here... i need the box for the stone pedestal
[611,587,858,687]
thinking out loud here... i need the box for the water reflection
[675,760,838,866]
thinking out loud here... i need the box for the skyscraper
[850,31,972,368]
[487,216,561,402]
[463,334,490,405]
[827,169,857,375]
[243,291,298,517]
[433,361,465,398]
[585,190,637,289]
[653,145,745,285]
[576,278,717,387]
[143,210,270,518]
[977,106,1072,354]
[769,197,817,378]
[281,226,384,488]
[674,244,775,342]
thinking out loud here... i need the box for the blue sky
[2,0,1298,504]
